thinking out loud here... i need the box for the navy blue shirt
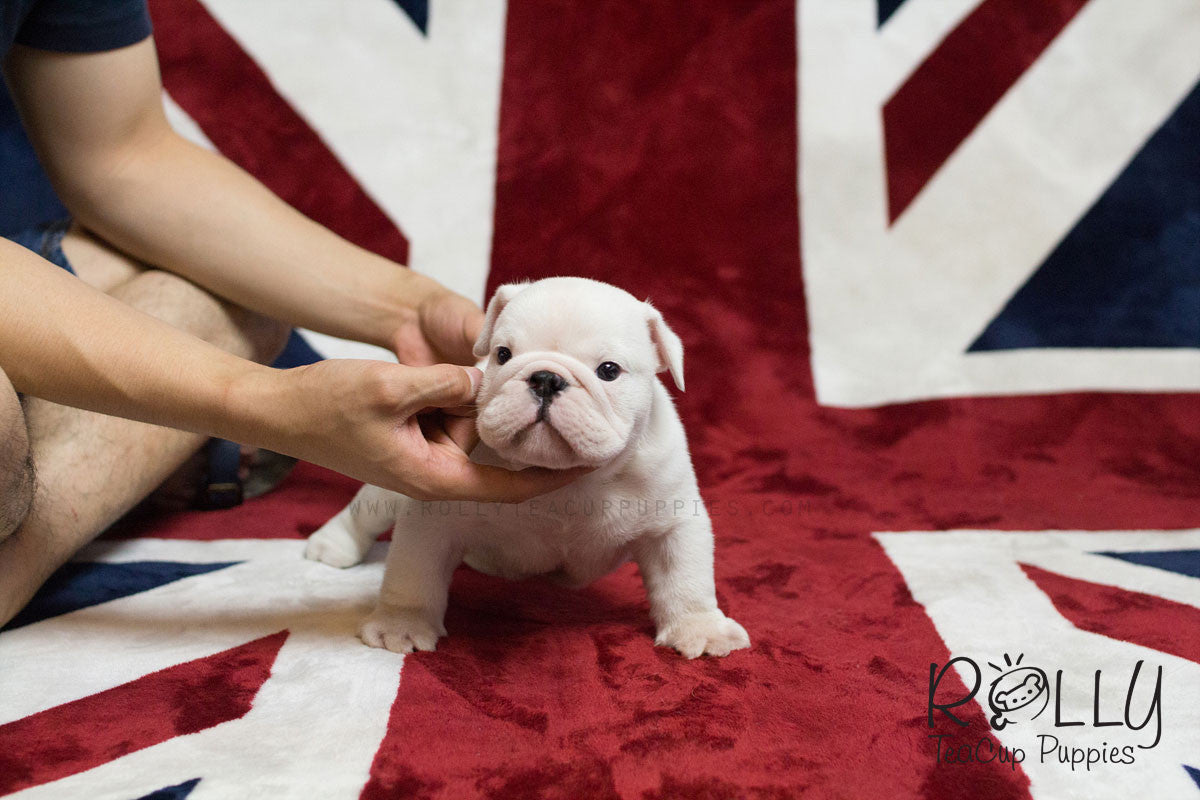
[2,0,151,60]
[1,1,151,232]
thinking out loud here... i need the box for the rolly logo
[986,653,1049,730]
[927,652,1164,773]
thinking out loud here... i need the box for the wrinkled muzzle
[476,353,631,469]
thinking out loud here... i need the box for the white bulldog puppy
[305,277,749,659]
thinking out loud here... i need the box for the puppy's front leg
[360,518,462,654]
[634,517,750,659]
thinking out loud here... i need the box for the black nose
[528,370,567,399]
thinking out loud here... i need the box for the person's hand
[390,275,483,367]
[253,358,585,502]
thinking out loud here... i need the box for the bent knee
[112,269,224,336]
[61,224,145,293]
[0,401,34,540]
[0,454,35,541]
[230,309,290,366]
[113,269,289,364]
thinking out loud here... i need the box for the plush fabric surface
[2,1,1198,798]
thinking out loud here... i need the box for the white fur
[305,277,749,658]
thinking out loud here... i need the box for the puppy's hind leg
[305,483,397,568]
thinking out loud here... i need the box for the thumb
[403,364,482,412]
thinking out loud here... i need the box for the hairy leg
[0,235,288,626]
[0,367,34,544]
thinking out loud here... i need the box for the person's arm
[4,38,471,364]
[0,239,579,502]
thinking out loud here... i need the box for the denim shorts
[4,218,74,274]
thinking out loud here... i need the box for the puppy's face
[473,278,684,470]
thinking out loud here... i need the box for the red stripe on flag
[1022,563,1200,664]
[0,631,287,794]
[147,0,409,264]
[882,0,1091,222]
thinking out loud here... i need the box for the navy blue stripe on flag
[1096,549,1200,581]
[2,561,239,631]
[132,778,202,800]
[970,79,1200,352]
[877,0,911,27]
[391,0,428,35]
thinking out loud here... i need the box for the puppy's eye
[496,346,512,365]
[595,361,621,381]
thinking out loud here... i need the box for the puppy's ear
[473,283,527,359]
[645,304,685,391]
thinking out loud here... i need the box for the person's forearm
[0,238,280,445]
[61,132,431,350]
[5,39,439,353]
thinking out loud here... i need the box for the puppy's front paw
[304,523,364,569]
[359,607,446,654]
[656,610,750,659]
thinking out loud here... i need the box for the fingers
[401,364,482,412]
[414,289,483,366]
[439,291,484,365]
[417,412,479,454]
[458,301,484,363]
[442,414,480,453]
[388,359,588,502]
[430,462,592,504]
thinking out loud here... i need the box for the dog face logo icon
[993,674,1040,710]
[986,653,1049,730]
